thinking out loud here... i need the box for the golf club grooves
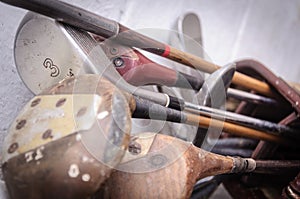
[63,24,170,107]
[0,0,275,97]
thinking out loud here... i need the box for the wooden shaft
[1,0,274,97]
[232,72,274,96]
[116,25,274,97]
[185,113,292,146]
[168,46,274,97]
[168,46,219,73]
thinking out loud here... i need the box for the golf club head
[193,63,236,148]
[14,12,87,94]
[198,63,236,108]
[1,74,131,199]
[178,12,203,58]
[14,13,168,107]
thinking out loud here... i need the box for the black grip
[174,72,204,91]
[168,96,185,111]
[132,97,185,123]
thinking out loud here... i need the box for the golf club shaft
[184,101,298,137]
[0,0,274,97]
[113,48,277,106]
[227,88,277,106]
[132,97,295,146]
[185,112,294,146]
[63,24,297,138]
[93,33,277,106]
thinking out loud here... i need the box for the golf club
[2,77,132,199]
[58,24,300,138]
[14,13,277,107]
[95,32,277,106]
[14,17,298,138]
[1,0,276,97]
[45,74,296,146]
[97,132,300,199]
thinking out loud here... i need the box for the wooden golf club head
[98,132,255,199]
[1,75,131,199]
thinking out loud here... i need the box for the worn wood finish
[98,133,235,199]
[168,47,273,96]
[2,75,132,199]
[3,132,113,199]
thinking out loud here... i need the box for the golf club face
[199,63,236,108]
[14,12,86,94]
[193,63,236,149]
[178,12,203,58]
[1,75,131,199]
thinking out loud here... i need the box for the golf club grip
[132,97,185,123]
[175,72,204,91]
[168,96,185,110]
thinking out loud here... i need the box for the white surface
[1,0,300,198]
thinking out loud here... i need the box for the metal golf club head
[1,75,131,199]
[178,12,204,58]
[14,12,88,94]
[193,63,236,148]
[14,14,171,107]
[15,13,203,96]
[198,63,236,108]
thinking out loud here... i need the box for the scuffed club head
[2,74,131,199]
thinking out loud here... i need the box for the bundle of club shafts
[1,0,300,198]
[2,0,298,141]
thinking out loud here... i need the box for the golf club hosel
[113,49,204,91]
[231,157,256,173]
